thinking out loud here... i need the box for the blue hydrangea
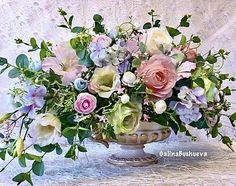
[29,61,42,72]
[169,101,202,125]
[74,78,87,91]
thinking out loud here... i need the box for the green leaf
[57,24,68,28]
[32,161,44,176]
[132,58,141,68]
[196,55,204,62]
[223,86,231,95]
[69,15,74,27]
[41,144,55,153]
[12,173,26,183]
[16,54,29,68]
[71,26,82,33]
[24,70,35,78]
[0,65,10,74]
[192,36,201,43]
[93,14,103,23]
[206,55,217,64]
[93,22,105,34]
[19,155,27,167]
[8,68,21,78]
[0,57,7,66]
[194,78,205,88]
[168,119,179,134]
[229,112,236,127]
[30,38,37,48]
[24,173,33,185]
[179,35,187,45]
[219,74,229,80]
[34,144,42,153]
[25,153,42,162]
[0,150,6,160]
[143,22,152,29]
[211,127,218,138]
[166,26,181,38]
[65,144,76,160]
[78,129,92,142]
[222,136,232,145]
[153,20,160,27]
[77,145,87,152]
[62,126,78,138]
[180,15,191,27]
[208,75,218,84]
[189,117,209,129]
[40,49,47,60]
[139,42,146,54]
[55,144,63,155]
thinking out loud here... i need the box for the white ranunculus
[29,113,61,146]
[122,71,137,87]
[120,94,130,104]
[154,100,167,114]
[143,28,172,55]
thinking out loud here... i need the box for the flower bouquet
[0,9,235,184]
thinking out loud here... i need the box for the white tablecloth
[0,139,236,186]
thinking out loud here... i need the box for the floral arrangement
[0,9,236,185]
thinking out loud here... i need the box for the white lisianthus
[120,94,130,104]
[154,100,167,114]
[143,28,172,55]
[122,71,137,87]
[29,113,61,146]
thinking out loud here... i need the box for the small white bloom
[29,113,61,146]
[154,100,167,114]
[120,94,130,104]
[122,72,137,87]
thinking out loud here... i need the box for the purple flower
[118,59,131,74]
[20,85,47,119]
[116,39,125,47]
[108,28,117,39]
[89,35,112,67]
[169,101,202,125]
[178,86,207,108]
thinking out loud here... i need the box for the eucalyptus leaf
[32,161,44,176]
[16,54,29,68]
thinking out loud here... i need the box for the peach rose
[137,54,177,99]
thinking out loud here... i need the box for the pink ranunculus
[92,35,112,46]
[42,44,85,86]
[177,61,196,80]
[137,54,177,100]
[74,93,97,114]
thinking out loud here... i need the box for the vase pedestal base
[107,144,158,167]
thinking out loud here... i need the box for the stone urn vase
[107,121,171,166]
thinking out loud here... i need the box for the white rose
[154,100,167,114]
[122,71,137,87]
[29,113,61,146]
[120,94,130,104]
[143,28,172,55]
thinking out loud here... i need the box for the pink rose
[74,93,97,114]
[92,35,112,46]
[137,54,177,99]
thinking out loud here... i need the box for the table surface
[0,140,236,186]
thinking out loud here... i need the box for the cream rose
[29,113,61,146]
[143,28,172,55]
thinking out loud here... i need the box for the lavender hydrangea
[169,101,202,125]
[20,85,47,119]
